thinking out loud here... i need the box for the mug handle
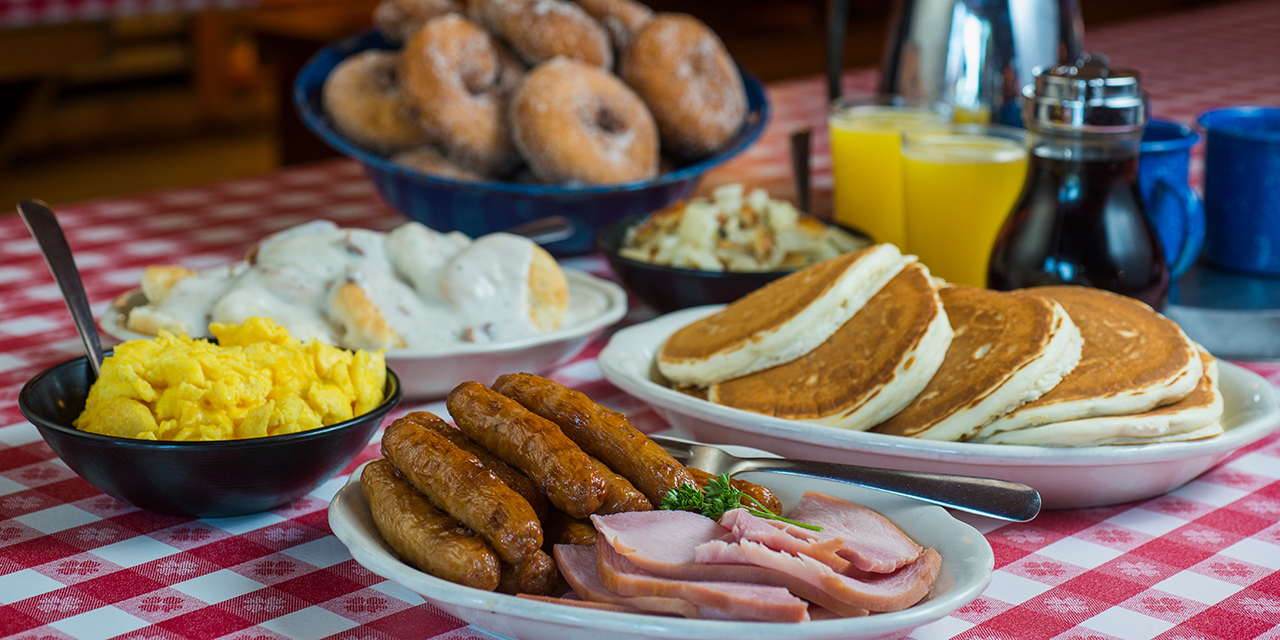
[1151,177,1206,279]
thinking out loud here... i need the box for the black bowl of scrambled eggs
[18,323,403,518]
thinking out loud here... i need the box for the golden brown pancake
[657,244,909,385]
[708,263,952,431]
[974,286,1201,439]
[872,286,1083,441]
[976,350,1223,446]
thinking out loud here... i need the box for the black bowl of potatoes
[597,185,870,313]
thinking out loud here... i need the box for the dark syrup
[988,153,1169,307]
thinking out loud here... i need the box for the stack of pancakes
[656,245,1224,446]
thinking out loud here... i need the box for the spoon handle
[505,215,576,246]
[17,199,104,379]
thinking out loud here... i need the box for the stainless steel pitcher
[828,0,1084,126]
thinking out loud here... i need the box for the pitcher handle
[1152,177,1206,279]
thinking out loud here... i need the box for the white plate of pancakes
[100,269,628,401]
[330,448,995,640]
[598,245,1280,510]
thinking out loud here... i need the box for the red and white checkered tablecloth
[3,2,1280,639]
[0,0,257,28]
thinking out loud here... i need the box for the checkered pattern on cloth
[0,0,257,28]
[2,3,1280,638]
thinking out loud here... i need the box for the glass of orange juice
[828,96,950,249]
[901,124,1029,287]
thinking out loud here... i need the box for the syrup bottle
[987,57,1169,308]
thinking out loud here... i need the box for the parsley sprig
[660,473,823,532]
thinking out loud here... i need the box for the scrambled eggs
[75,317,387,441]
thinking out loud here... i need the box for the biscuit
[140,265,196,305]
[527,244,569,332]
[329,281,408,349]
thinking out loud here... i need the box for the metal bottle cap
[1024,55,1148,133]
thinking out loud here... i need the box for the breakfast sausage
[448,381,607,518]
[360,459,501,591]
[543,508,598,548]
[686,466,783,515]
[586,455,652,515]
[497,549,560,596]
[402,411,550,520]
[381,414,542,563]
[492,373,695,507]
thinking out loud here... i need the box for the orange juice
[902,128,1028,287]
[829,105,947,248]
[951,104,993,124]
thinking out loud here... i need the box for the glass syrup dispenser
[987,56,1169,307]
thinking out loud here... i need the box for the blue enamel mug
[1197,106,1280,275]
[1140,119,1205,278]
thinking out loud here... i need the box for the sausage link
[586,455,652,515]
[448,381,606,518]
[493,373,695,507]
[497,549,560,596]
[402,411,550,520]
[381,414,542,563]
[542,508,598,548]
[686,467,783,514]
[361,459,500,591]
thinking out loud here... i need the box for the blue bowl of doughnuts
[294,29,770,255]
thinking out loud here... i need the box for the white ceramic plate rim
[597,305,1280,468]
[329,448,994,640]
[99,269,628,359]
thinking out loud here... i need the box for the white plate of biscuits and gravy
[599,244,1280,510]
[99,220,627,400]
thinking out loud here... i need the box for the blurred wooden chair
[253,0,380,165]
[0,11,273,171]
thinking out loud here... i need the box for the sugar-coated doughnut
[510,57,658,184]
[392,147,488,182]
[575,0,653,52]
[401,14,526,175]
[469,0,612,68]
[492,41,529,98]
[322,50,431,155]
[621,13,746,158]
[373,0,460,42]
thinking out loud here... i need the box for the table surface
[3,2,1280,639]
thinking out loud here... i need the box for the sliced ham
[695,539,941,613]
[778,491,923,573]
[552,543,699,618]
[719,509,851,573]
[595,537,811,622]
[591,510,730,562]
[591,501,941,616]
[592,511,868,617]
[808,605,845,620]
